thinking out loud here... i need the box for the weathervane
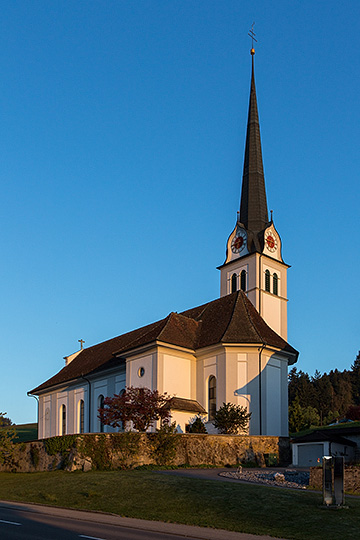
[248,22,257,55]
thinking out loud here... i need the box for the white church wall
[260,258,288,340]
[236,354,251,410]
[264,357,281,436]
[163,354,192,399]
[74,387,86,434]
[262,293,281,339]
[39,394,51,439]
[115,373,126,395]
[261,355,289,437]
[127,353,155,390]
[280,359,289,436]
[93,379,108,432]
[56,391,68,436]
[199,354,217,420]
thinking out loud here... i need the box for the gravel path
[219,468,309,489]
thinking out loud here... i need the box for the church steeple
[219,42,289,341]
[240,50,269,236]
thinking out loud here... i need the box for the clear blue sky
[1,1,359,424]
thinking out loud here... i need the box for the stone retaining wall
[0,433,290,472]
[310,466,360,494]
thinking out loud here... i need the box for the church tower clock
[218,46,289,341]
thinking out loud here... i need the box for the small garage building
[292,431,356,467]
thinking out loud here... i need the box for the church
[30,47,298,438]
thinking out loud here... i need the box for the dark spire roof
[239,53,269,235]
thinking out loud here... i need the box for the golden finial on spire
[248,22,257,55]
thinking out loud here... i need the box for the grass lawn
[0,470,359,539]
[13,423,38,443]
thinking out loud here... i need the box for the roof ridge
[180,301,209,322]
[158,311,202,348]
[218,292,240,341]
[238,291,265,343]
[112,315,170,355]
[158,312,177,339]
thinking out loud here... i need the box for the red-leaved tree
[98,386,172,432]
[345,405,360,421]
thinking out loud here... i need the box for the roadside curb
[0,499,285,540]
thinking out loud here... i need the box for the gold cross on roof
[248,22,257,55]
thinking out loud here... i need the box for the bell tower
[218,45,289,341]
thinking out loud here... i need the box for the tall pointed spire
[239,49,269,235]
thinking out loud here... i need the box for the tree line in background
[288,350,360,433]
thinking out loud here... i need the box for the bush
[0,412,17,467]
[149,422,178,466]
[213,403,251,434]
[188,416,207,433]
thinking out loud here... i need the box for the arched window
[60,404,66,436]
[208,376,216,421]
[98,395,105,433]
[240,270,246,291]
[265,269,270,292]
[273,273,278,296]
[231,273,237,293]
[79,399,85,434]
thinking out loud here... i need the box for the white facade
[37,339,292,439]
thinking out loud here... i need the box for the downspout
[258,343,266,435]
[259,253,262,317]
[81,375,92,433]
[27,392,39,438]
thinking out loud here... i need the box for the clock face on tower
[231,230,246,253]
[265,233,277,253]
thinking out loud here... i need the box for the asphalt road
[0,500,283,540]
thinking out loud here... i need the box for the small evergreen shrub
[188,416,207,433]
[149,422,178,466]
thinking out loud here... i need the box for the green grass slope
[0,470,359,540]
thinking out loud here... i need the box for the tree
[213,403,251,434]
[302,406,320,429]
[0,414,12,427]
[345,405,360,421]
[288,396,305,433]
[0,412,16,466]
[351,351,360,405]
[289,397,321,434]
[99,386,172,432]
[188,415,207,433]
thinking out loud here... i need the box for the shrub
[30,444,40,468]
[213,403,251,434]
[149,422,178,466]
[188,415,207,433]
[0,412,17,467]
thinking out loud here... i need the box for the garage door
[298,443,325,467]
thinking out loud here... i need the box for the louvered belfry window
[240,270,246,291]
[273,273,278,296]
[231,273,237,293]
[265,269,270,292]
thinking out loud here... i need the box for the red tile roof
[30,291,298,394]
